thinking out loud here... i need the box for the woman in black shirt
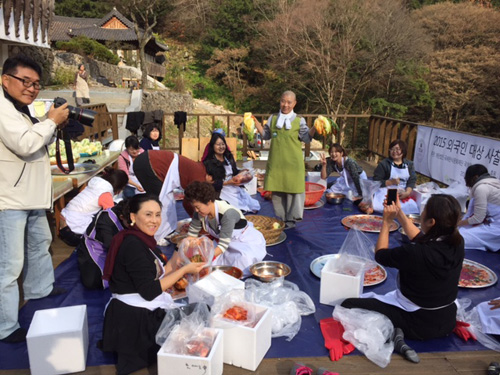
[342,194,464,362]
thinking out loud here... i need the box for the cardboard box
[212,303,272,371]
[158,328,223,375]
[26,305,88,375]
[188,270,245,306]
[320,256,365,306]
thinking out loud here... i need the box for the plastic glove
[320,318,353,361]
[453,320,477,342]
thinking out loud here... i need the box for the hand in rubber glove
[453,320,477,342]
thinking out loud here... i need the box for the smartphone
[387,188,398,206]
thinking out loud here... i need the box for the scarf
[276,110,295,130]
[102,226,158,281]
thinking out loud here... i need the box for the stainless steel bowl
[249,261,291,282]
[325,193,346,205]
[407,214,421,226]
[210,265,243,279]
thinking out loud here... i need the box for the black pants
[134,152,163,196]
[341,297,456,340]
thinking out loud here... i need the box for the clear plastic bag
[211,289,258,328]
[337,227,377,272]
[415,181,441,194]
[456,298,500,352]
[333,305,394,368]
[232,170,253,185]
[359,179,382,213]
[178,235,215,281]
[156,302,211,347]
[244,279,315,341]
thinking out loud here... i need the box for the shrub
[56,36,120,65]
[51,66,75,85]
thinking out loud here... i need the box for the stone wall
[7,47,193,112]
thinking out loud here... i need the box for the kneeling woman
[100,194,205,375]
[341,194,464,362]
[184,181,266,276]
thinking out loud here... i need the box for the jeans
[0,209,54,339]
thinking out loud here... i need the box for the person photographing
[0,54,69,343]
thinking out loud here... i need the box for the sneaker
[290,362,313,375]
[488,362,500,375]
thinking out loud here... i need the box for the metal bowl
[249,261,291,282]
[325,193,346,205]
[210,265,243,279]
[407,214,421,226]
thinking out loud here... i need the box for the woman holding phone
[341,194,464,363]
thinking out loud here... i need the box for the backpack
[76,208,123,289]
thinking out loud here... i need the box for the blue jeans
[0,209,54,339]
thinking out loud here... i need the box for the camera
[53,97,96,127]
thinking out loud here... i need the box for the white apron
[107,249,179,312]
[327,157,367,201]
[128,154,145,195]
[204,202,266,277]
[362,288,456,313]
[477,299,500,334]
[156,153,181,241]
[373,163,419,214]
[75,73,89,98]
[459,200,500,251]
[219,161,260,212]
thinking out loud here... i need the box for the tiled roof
[49,8,167,51]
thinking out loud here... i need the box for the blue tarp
[1,193,499,370]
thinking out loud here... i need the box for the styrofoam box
[188,270,245,306]
[243,176,257,195]
[158,328,223,375]
[26,305,88,375]
[320,256,365,306]
[212,303,272,371]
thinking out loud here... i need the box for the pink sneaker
[291,362,313,375]
[317,368,339,375]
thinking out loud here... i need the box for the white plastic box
[320,256,365,306]
[188,270,245,306]
[26,305,88,375]
[212,303,272,371]
[243,176,258,195]
[157,328,223,375]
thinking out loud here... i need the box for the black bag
[76,209,123,289]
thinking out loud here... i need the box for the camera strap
[55,130,75,174]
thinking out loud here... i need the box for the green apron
[264,115,305,193]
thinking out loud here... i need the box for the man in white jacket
[0,55,69,343]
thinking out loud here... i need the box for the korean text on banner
[413,125,500,184]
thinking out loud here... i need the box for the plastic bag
[211,289,258,328]
[187,269,244,306]
[178,236,214,281]
[232,170,253,185]
[440,181,469,213]
[333,305,394,368]
[415,181,440,194]
[337,227,377,272]
[456,298,500,352]
[244,279,315,341]
[156,302,211,346]
[359,179,382,214]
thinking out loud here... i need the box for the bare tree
[254,0,427,142]
[415,2,500,133]
[114,0,162,88]
[206,47,256,112]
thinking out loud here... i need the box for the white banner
[414,125,500,184]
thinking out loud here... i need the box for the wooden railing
[367,115,419,161]
[89,110,419,162]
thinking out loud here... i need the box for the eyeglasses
[7,74,41,90]
[389,147,402,152]
[215,143,226,148]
